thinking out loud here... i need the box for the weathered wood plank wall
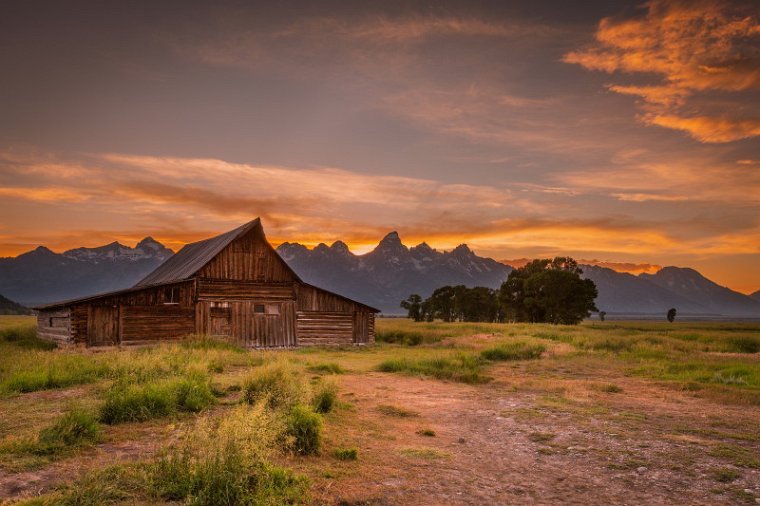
[36,309,72,344]
[120,306,195,345]
[296,311,354,346]
[197,232,297,282]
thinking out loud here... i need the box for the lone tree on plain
[499,257,598,325]
[400,294,423,322]
[667,307,677,323]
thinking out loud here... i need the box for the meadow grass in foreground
[0,315,759,503]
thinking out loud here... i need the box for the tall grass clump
[334,447,358,461]
[34,404,309,505]
[36,406,101,455]
[243,361,308,410]
[377,353,489,384]
[286,405,322,455]
[0,405,101,460]
[100,374,215,424]
[376,330,425,346]
[480,342,545,361]
[311,380,338,414]
[149,403,308,504]
[307,362,346,374]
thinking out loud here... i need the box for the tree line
[401,257,598,325]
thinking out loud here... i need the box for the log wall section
[295,284,375,345]
[64,281,195,345]
[36,309,72,345]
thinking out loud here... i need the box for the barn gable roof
[134,218,302,287]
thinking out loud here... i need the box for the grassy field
[0,316,759,504]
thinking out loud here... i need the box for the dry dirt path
[309,370,760,505]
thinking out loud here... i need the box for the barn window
[254,304,265,313]
[163,287,179,304]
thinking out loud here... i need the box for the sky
[1,0,759,293]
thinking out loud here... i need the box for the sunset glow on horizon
[1,1,759,293]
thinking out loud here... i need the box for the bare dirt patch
[304,369,760,505]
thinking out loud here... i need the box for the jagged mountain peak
[330,240,351,255]
[381,230,400,240]
[371,231,408,256]
[451,244,473,256]
[33,245,55,255]
[136,236,163,249]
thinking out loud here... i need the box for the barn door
[251,303,286,348]
[210,307,232,338]
[88,306,118,346]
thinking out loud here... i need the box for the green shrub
[100,375,214,424]
[175,376,217,412]
[307,362,346,374]
[377,354,489,384]
[725,336,760,354]
[416,428,436,437]
[713,467,740,482]
[376,330,425,346]
[100,382,175,424]
[377,404,419,417]
[334,447,358,461]
[286,405,322,455]
[528,432,556,443]
[480,342,545,361]
[243,363,307,410]
[37,406,101,454]
[312,381,338,414]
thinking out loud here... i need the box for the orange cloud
[0,187,88,203]
[564,0,760,143]
[611,192,689,202]
[646,114,760,143]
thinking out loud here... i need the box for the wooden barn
[34,219,378,348]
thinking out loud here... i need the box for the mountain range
[1,232,759,318]
[0,238,172,306]
[277,232,511,312]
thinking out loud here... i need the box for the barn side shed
[35,219,378,348]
